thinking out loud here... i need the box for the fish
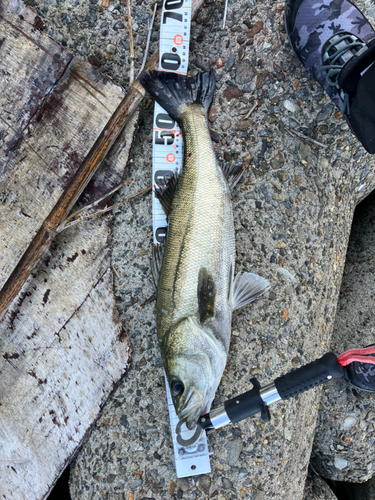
[140,70,269,430]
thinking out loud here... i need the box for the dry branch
[126,0,135,85]
[139,3,158,76]
[0,0,205,318]
[58,186,152,232]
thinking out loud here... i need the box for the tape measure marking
[152,0,212,477]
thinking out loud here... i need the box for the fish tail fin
[139,70,216,121]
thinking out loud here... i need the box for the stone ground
[25,0,375,499]
[310,190,375,484]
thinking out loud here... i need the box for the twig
[126,0,135,85]
[222,0,229,29]
[112,265,120,279]
[244,102,259,119]
[0,0,206,318]
[64,178,132,222]
[139,3,158,76]
[286,126,328,148]
[57,187,152,232]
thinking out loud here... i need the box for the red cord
[337,346,375,366]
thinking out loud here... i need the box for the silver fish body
[157,104,233,427]
[140,70,269,429]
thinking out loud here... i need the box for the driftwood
[0,0,205,319]
[0,1,139,498]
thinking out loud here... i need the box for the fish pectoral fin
[154,169,179,218]
[219,161,244,189]
[198,268,216,323]
[230,272,269,311]
[151,243,165,287]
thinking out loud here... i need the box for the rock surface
[311,190,375,483]
[303,473,337,500]
[25,0,375,498]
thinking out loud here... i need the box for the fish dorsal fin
[198,268,216,323]
[229,272,269,311]
[154,170,179,218]
[151,243,165,287]
[219,162,244,189]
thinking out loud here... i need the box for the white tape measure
[152,0,190,244]
[152,0,212,477]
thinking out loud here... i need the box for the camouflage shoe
[284,0,375,153]
[338,345,375,393]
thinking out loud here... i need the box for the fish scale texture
[286,0,375,113]
[158,107,234,352]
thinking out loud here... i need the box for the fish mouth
[177,389,204,430]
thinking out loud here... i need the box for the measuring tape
[152,0,212,477]
[152,0,190,244]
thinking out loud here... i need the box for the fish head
[164,316,227,430]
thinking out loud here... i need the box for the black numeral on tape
[163,11,183,23]
[165,0,184,9]
[155,170,173,185]
[155,113,175,129]
[156,227,168,243]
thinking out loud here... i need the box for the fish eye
[171,378,184,396]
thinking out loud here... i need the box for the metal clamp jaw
[199,377,277,431]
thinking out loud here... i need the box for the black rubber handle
[274,352,344,400]
[224,378,270,424]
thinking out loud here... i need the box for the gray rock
[222,477,233,489]
[137,11,149,24]
[225,52,236,72]
[198,475,211,495]
[311,191,375,482]
[254,489,265,500]
[222,438,243,466]
[303,474,337,499]
[235,59,256,85]
[237,468,248,480]
[315,104,335,122]
[334,456,348,470]
[176,478,189,492]
[106,44,117,55]
[129,479,143,489]
[283,99,301,114]
[86,11,96,28]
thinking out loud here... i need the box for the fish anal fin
[198,268,216,323]
[154,170,179,218]
[219,162,244,189]
[151,243,165,288]
[230,272,269,311]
